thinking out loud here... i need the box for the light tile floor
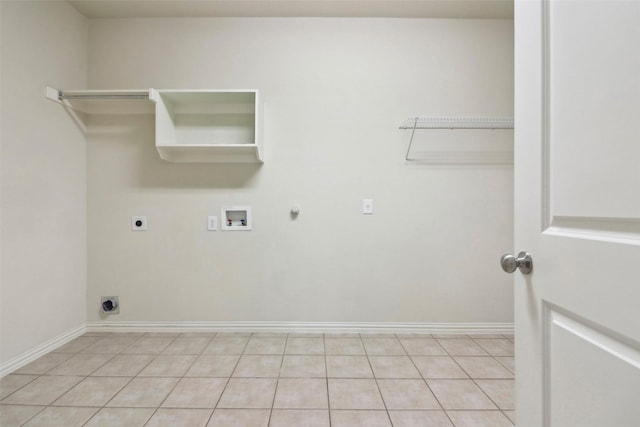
[0,332,515,426]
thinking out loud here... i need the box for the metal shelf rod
[57,90,150,101]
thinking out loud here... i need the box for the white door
[514,0,640,426]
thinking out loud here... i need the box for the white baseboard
[0,324,86,378]
[85,321,514,335]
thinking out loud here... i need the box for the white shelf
[151,90,262,164]
[399,116,514,164]
[156,144,261,163]
[45,87,263,164]
[399,116,514,130]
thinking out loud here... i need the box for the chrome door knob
[501,252,533,274]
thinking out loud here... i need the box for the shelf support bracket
[405,117,418,161]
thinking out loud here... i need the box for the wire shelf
[399,116,514,163]
[399,116,514,130]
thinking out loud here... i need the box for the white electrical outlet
[131,216,147,231]
[208,216,218,231]
[363,199,373,214]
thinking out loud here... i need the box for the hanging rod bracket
[45,86,63,103]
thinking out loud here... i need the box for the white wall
[1,1,88,364]
[87,18,514,325]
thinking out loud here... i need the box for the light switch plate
[363,199,373,214]
[208,216,218,231]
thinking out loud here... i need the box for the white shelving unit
[399,116,514,164]
[45,87,263,163]
[151,90,262,163]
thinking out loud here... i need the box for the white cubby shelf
[151,90,262,163]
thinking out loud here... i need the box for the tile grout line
[400,336,454,427]
[266,333,289,427]
[197,332,234,427]
[322,333,332,427]
[203,332,250,426]
[469,336,516,419]
[444,336,515,425]
[360,333,395,426]
[87,333,216,426]
[43,334,172,426]
[46,342,120,426]
[78,356,145,425]
[436,336,499,424]
[125,334,181,427]
[66,337,146,426]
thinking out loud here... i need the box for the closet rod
[57,92,149,100]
